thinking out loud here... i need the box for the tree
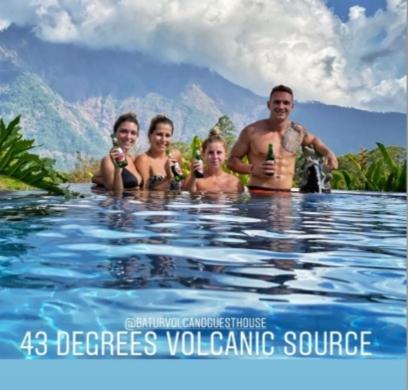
[211,115,236,149]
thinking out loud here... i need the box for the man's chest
[249,128,303,158]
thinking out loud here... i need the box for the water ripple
[0,185,405,358]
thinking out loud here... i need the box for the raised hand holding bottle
[110,134,128,168]
[166,149,184,182]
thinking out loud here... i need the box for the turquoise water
[0,185,406,358]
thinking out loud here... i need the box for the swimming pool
[0,185,405,358]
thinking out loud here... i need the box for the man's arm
[227,127,252,174]
[302,131,338,170]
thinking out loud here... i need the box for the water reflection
[0,196,65,259]
[0,187,405,358]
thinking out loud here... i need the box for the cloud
[0,0,405,112]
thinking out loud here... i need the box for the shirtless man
[227,85,338,191]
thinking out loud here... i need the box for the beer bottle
[266,143,275,160]
[110,134,128,168]
[167,149,184,182]
[192,136,204,178]
[266,143,274,176]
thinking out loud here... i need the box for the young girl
[92,112,142,192]
[135,115,183,190]
[184,128,244,193]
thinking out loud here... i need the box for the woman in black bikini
[92,112,143,192]
[135,115,182,191]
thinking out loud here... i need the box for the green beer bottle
[167,149,184,182]
[266,143,275,176]
[111,134,128,168]
[192,136,204,178]
[266,143,275,160]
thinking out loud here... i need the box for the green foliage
[172,116,252,186]
[211,115,236,149]
[171,141,191,159]
[0,116,68,194]
[170,140,191,177]
[0,175,33,190]
[331,144,406,192]
[65,151,100,183]
[293,148,306,187]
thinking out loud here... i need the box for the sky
[325,0,387,21]
[0,0,405,113]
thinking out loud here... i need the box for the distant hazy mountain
[0,25,405,170]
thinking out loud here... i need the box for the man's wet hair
[269,85,293,99]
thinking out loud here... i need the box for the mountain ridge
[0,25,405,170]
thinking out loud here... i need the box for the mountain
[291,102,406,155]
[0,25,405,170]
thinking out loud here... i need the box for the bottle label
[116,149,126,162]
[173,162,182,175]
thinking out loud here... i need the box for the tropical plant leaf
[385,173,395,191]
[365,161,376,183]
[342,171,353,190]
[376,142,398,172]
[0,116,67,194]
[0,116,22,149]
[370,160,384,191]
[396,161,406,192]
[330,171,345,189]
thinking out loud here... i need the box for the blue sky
[325,0,387,21]
[0,0,405,113]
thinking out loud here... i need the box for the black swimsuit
[122,168,141,189]
[148,175,180,190]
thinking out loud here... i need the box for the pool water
[0,185,406,358]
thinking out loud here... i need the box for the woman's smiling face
[204,141,226,169]
[115,121,139,152]
[149,122,173,152]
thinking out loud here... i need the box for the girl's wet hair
[148,114,174,136]
[113,112,140,134]
[202,126,227,152]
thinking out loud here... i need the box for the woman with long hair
[135,114,183,190]
[92,112,142,192]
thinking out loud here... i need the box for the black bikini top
[121,168,141,189]
[148,175,180,190]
